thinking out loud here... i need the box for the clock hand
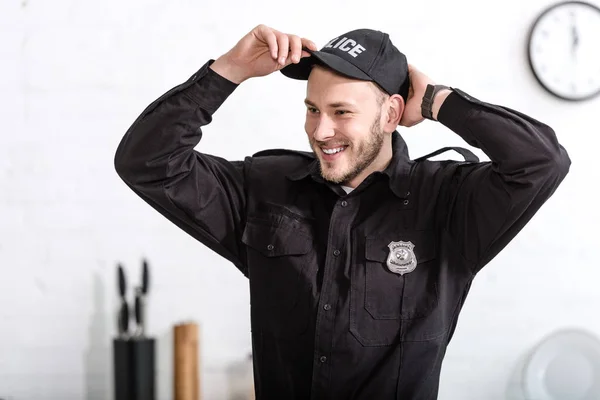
[569,11,580,58]
[570,24,580,59]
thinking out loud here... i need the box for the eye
[307,107,319,114]
[335,110,349,115]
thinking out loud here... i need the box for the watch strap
[421,84,450,120]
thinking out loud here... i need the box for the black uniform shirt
[115,60,571,399]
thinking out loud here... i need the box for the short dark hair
[370,82,389,107]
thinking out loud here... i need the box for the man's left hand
[399,65,451,126]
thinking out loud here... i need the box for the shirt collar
[286,130,413,198]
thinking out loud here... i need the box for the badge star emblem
[386,241,417,275]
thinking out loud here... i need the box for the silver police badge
[386,241,417,275]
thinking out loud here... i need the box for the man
[114,24,570,399]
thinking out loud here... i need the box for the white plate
[523,329,600,400]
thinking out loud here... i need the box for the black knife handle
[120,302,129,335]
[134,292,141,327]
[118,264,127,298]
[141,259,149,295]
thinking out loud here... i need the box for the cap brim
[281,49,372,82]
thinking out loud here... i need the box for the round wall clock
[527,1,600,101]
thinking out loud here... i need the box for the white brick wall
[1,0,598,399]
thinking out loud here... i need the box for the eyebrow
[304,99,356,109]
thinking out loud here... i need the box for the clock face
[528,1,600,101]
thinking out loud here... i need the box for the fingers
[275,32,315,66]
[301,38,318,52]
[277,34,290,66]
[257,25,279,60]
[288,35,303,64]
[285,35,318,63]
[255,25,317,65]
[300,37,318,58]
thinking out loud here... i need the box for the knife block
[113,337,156,400]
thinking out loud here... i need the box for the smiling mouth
[321,146,347,155]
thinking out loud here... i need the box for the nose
[311,115,336,142]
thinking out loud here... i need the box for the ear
[383,94,404,133]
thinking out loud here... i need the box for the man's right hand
[210,24,318,84]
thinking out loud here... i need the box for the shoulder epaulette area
[252,148,315,159]
[413,146,479,163]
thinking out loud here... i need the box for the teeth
[322,147,345,155]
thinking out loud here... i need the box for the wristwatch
[421,84,450,120]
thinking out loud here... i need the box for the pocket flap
[242,221,312,257]
[365,231,436,264]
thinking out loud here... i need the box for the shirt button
[341,200,348,207]
[333,249,340,256]
[403,200,409,205]
[323,304,331,311]
[267,244,274,250]
[319,356,327,363]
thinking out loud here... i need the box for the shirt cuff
[436,89,476,132]
[181,60,239,114]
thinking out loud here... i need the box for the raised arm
[114,25,317,275]
[400,66,571,273]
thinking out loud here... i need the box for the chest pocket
[242,216,315,337]
[350,230,445,346]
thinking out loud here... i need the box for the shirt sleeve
[436,89,571,273]
[114,60,250,275]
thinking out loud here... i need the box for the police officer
[115,24,570,399]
